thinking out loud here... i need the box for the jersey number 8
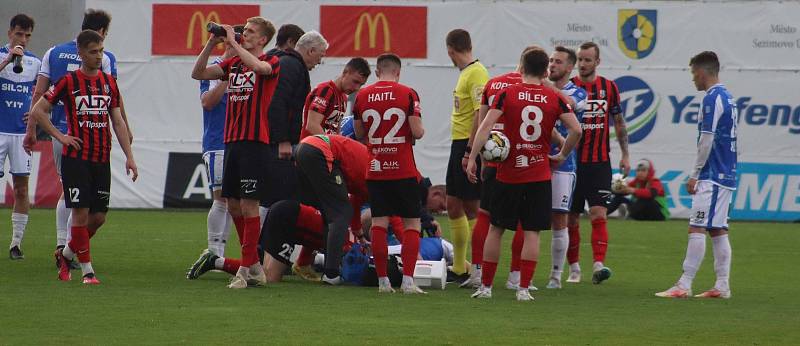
[520,105,544,142]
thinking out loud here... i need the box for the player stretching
[300,57,370,139]
[196,25,242,258]
[445,29,489,279]
[191,17,278,289]
[353,53,426,294]
[30,30,137,284]
[567,42,630,284]
[0,14,39,259]
[545,46,587,288]
[466,49,581,301]
[656,51,736,299]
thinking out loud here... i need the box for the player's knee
[588,208,607,221]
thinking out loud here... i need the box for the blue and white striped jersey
[551,81,587,173]
[0,45,40,134]
[698,83,738,189]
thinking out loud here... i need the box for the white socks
[508,270,520,284]
[214,257,225,270]
[207,200,231,256]
[80,262,94,276]
[712,234,732,291]
[678,233,706,290]
[551,228,568,278]
[10,212,28,248]
[56,198,70,247]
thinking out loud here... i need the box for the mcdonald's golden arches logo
[151,4,258,56]
[354,12,390,52]
[321,5,427,58]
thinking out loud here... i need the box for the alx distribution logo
[618,9,657,59]
[613,75,659,143]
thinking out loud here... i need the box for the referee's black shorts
[446,139,481,200]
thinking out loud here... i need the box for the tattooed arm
[614,112,631,176]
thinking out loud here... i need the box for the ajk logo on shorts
[613,75,659,144]
[617,9,657,59]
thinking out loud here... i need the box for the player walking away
[196,25,242,259]
[466,48,581,301]
[30,30,137,284]
[353,53,426,294]
[567,41,630,284]
[191,17,278,289]
[461,47,530,289]
[294,134,369,285]
[444,29,489,278]
[266,24,304,56]
[656,51,736,299]
[24,9,128,266]
[0,14,39,260]
[545,46,587,289]
[300,57,370,139]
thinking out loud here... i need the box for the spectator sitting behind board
[607,159,670,221]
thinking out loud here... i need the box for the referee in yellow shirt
[444,29,489,277]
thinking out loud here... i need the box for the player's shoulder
[104,49,116,61]
[23,50,40,60]
[463,61,489,79]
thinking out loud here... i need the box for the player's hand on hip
[22,133,36,155]
[620,156,631,176]
[59,135,82,151]
[278,141,292,160]
[548,153,566,169]
[686,177,697,195]
[126,158,138,182]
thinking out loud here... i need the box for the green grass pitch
[1,209,798,345]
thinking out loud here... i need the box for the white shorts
[203,150,225,191]
[689,181,733,230]
[52,140,63,176]
[0,134,31,178]
[551,171,576,212]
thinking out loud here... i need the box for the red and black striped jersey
[218,54,280,144]
[45,69,120,163]
[570,75,621,164]
[300,80,348,139]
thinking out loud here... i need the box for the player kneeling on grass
[29,30,137,284]
[466,48,580,301]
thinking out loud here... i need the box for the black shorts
[446,139,481,200]
[260,143,299,207]
[367,178,421,218]
[570,161,613,213]
[490,180,551,231]
[479,166,497,211]
[294,142,351,221]
[60,156,110,213]
[263,201,325,266]
[221,141,270,200]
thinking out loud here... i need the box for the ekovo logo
[618,9,657,59]
[613,75,659,143]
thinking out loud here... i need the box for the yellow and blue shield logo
[618,9,657,59]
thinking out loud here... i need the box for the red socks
[481,260,498,287]
[232,216,245,245]
[591,218,609,263]
[567,223,581,265]
[223,258,240,275]
[389,216,405,240]
[519,260,538,289]
[470,210,490,266]
[295,247,315,267]
[241,217,261,266]
[510,226,524,272]
[371,226,389,277]
[69,226,91,263]
[401,229,420,276]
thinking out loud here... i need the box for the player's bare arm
[463,106,487,172]
[466,109,501,183]
[23,75,52,153]
[550,112,582,165]
[29,98,81,150]
[191,35,225,80]
[110,107,138,182]
[409,114,424,140]
[224,26,272,76]
[305,110,326,136]
[201,79,228,110]
[352,118,366,141]
[117,94,133,144]
[614,112,631,175]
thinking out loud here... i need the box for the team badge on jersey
[618,9,657,60]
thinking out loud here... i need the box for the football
[611,173,627,193]
[481,131,511,162]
